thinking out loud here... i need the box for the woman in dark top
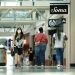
[13,27,24,67]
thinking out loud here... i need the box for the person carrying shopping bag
[34,27,48,66]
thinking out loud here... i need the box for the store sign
[48,18,66,27]
[50,5,68,14]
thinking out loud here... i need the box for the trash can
[0,47,6,66]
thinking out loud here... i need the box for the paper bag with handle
[35,34,43,46]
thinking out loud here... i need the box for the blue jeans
[34,43,47,65]
[40,43,46,65]
[55,48,64,65]
[34,45,40,65]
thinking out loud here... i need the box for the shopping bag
[11,51,15,56]
[35,41,40,46]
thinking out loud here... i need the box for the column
[66,3,71,70]
[45,10,50,65]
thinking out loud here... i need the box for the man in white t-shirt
[53,28,67,69]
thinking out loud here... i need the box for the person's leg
[56,48,60,65]
[14,47,18,67]
[15,53,18,67]
[40,43,46,66]
[17,55,20,65]
[37,55,41,66]
[60,48,64,65]
[34,46,40,66]
[56,48,63,69]
[18,48,23,66]
[53,54,57,65]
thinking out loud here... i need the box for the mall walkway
[0,52,74,75]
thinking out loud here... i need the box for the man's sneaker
[41,65,45,69]
[34,65,38,68]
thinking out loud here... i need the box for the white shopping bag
[23,57,30,66]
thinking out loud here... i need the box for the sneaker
[15,64,17,67]
[57,65,61,70]
[41,65,44,67]
[35,65,37,67]
[57,65,63,70]
[34,65,38,69]
[41,65,45,69]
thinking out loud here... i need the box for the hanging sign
[48,18,66,27]
[50,5,68,14]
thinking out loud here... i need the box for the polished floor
[0,52,74,75]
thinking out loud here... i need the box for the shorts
[14,47,23,55]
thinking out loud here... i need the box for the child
[23,49,29,66]
[28,47,34,66]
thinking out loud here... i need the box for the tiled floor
[0,66,74,75]
[0,52,74,75]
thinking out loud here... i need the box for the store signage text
[50,5,68,14]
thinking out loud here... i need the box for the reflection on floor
[0,52,74,75]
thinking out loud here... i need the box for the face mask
[17,30,21,34]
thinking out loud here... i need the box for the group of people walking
[12,26,67,69]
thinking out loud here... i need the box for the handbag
[10,48,15,56]
[11,51,15,56]
[35,34,44,46]
[35,41,40,46]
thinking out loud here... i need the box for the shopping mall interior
[0,0,75,75]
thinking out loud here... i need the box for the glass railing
[0,10,47,21]
[0,9,47,21]
[0,10,32,19]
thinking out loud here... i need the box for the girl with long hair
[53,27,67,69]
[13,27,24,67]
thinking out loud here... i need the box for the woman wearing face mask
[13,27,24,67]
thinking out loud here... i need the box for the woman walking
[13,27,24,67]
[53,27,67,69]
